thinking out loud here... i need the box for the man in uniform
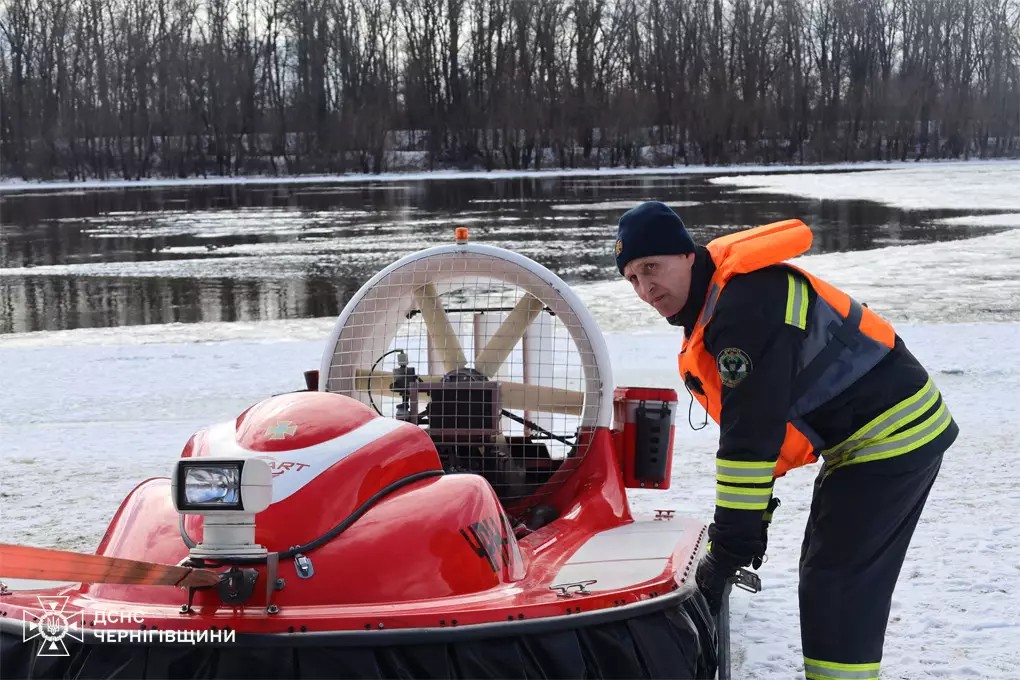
[614,201,958,680]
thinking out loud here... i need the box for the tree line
[1,0,1018,180]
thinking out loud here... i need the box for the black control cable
[182,469,444,567]
[500,409,577,447]
[366,347,411,416]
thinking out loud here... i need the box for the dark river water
[0,171,1003,334]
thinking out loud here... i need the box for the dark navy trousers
[798,435,950,679]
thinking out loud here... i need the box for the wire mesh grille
[323,249,604,521]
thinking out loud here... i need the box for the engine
[387,360,539,503]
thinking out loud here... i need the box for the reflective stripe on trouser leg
[803,658,880,680]
[799,440,947,677]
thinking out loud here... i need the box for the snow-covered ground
[709,161,1020,211]
[1,161,1019,678]
[618,323,1020,679]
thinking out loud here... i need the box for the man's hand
[695,549,737,617]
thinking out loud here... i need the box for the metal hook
[550,579,598,597]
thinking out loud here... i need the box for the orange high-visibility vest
[678,219,896,477]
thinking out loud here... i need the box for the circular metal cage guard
[319,243,614,515]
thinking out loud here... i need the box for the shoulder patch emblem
[717,348,752,387]
[615,239,624,256]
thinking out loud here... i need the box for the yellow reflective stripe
[717,473,774,484]
[717,460,776,470]
[785,273,796,325]
[717,459,777,484]
[803,657,880,680]
[805,671,880,680]
[860,378,939,442]
[785,273,809,329]
[843,402,952,467]
[838,378,936,450]
[804,658,881,671]
[717,483,773,510]
[822,378,939,463]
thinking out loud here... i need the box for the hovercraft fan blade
[354,368,585,416]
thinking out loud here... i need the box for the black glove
[751,496,781,570]
[695,546,738,617]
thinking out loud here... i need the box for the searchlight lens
[184,465,241,506]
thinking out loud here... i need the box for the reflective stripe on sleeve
[716,459,777,484]
[716,483,773,510]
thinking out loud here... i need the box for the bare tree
[1,0,1018,179]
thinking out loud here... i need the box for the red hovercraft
[1,229,758,679]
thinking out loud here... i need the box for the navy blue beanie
[615,201,696,275]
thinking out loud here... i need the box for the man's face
[622,253,696,317]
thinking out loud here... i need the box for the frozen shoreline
[2,159,1018,344]
[3,221,1016,349]
[3,157,1018,193]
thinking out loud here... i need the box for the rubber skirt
[1,587,718,679]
